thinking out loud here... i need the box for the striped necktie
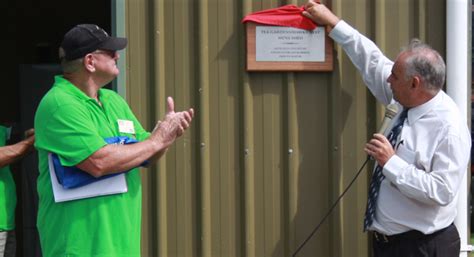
[363,109,408,231]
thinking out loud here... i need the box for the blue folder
[52,136,148,189]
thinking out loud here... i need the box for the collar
[405,91,443,125]
[53,75,106,103]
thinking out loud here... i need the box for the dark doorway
[1,1,111,256]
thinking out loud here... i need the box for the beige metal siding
[124,0,447,256]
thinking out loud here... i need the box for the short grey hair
[402,39,446,91]
[59,47,83,73]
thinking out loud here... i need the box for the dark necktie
[363,109,408,231]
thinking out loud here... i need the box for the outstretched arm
[0,129,35,168]
[303,1,394,105]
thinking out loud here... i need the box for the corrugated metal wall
[123,0,446,256]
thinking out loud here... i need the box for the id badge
[117,119,135,134]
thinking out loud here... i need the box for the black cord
[291,156,371,257]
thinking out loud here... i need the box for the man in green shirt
[34,24,194,257]
[0,127,35,257]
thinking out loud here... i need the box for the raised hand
[302,1,340,28]
[150,97,194,148]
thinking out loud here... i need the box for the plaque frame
[245,22,334,72]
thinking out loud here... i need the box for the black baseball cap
[60,24,127,61]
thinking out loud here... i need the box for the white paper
[48,153,128,202]
[256,26,325,62]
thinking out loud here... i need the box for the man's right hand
[302,1,340,29]
[150,97,194,149]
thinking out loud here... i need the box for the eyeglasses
[93,49,117,58]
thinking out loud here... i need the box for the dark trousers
[372,223,460,257]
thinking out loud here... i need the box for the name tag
[117,119,135,134]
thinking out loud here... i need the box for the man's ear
[411,75,421,89]
[84,54,95,72]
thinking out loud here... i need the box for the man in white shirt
[303,1,471,257]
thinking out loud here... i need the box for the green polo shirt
[0,125,16,231]
[35,76,150,257]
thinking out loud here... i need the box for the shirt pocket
[396,144,416,165]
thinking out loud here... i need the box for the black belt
[373,223,454,243]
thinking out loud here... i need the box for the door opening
[1,1,111,256]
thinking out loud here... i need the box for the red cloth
[242,4,318,30]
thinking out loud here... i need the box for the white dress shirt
[330,21,471,235]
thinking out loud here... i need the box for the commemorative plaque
[246,22,333,71]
